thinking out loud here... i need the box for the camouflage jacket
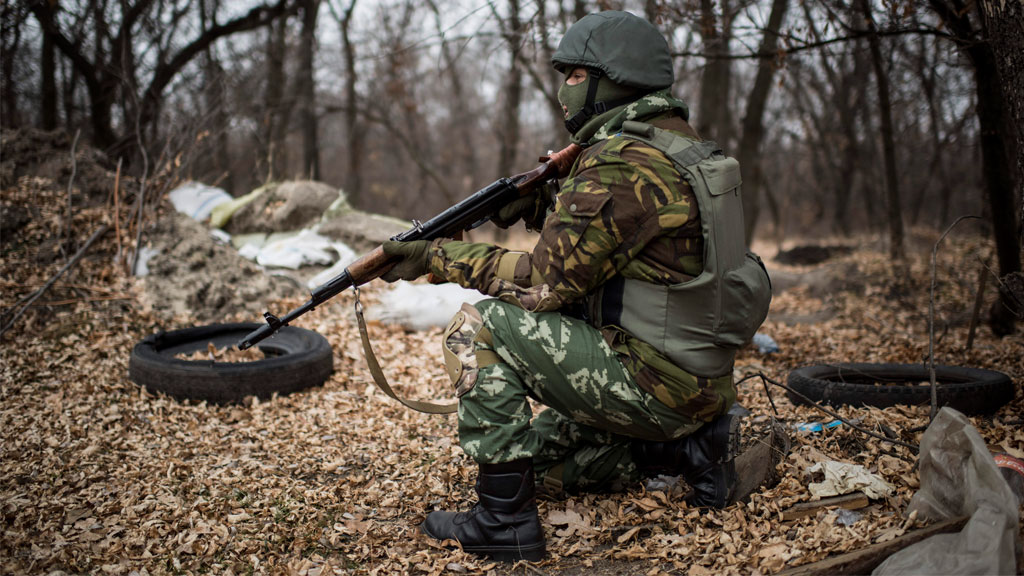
[427,92,735,420]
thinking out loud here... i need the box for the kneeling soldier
[381,10,784,562]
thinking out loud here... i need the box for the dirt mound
[775,244,854,266]
[318,210,410,252]
[141,212,296,323]
[224,180,342,234]
[0,128,115,200]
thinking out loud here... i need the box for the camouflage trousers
[448,298,703,493]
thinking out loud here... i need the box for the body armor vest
[585,121,772,378]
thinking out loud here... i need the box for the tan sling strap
[351,284,458,414]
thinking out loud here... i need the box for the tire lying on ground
[787,362,1014,416]
[129,323,333,403]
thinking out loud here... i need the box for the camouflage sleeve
[428,137,697,313]
[531,138,698,301]
[427,241,566,312]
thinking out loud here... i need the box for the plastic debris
[752,332,780,354]
[808,460,894,499]
[796,420,843,433]
[994,453,1024,506]
[833,508,863,526]
[873,407,1020,575]
[168,182,232,221]
[133,247,159,277]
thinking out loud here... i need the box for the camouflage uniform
[428,92,735,492]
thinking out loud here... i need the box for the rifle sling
[352,284,458,415]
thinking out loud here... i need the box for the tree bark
[1,3,25,128]
[696,0,733,146]
[337,0,363,202]
[977,1,1023,331]
[738,0,788,244]
[41,6,58,130]
[298,0,321,180]
[496,0,523,178]
[860,0,905,261]
[264,15,288,180]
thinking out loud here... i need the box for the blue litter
[795,420,843,433]
[752,333,780,354]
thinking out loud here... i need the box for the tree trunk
[1,3,25,128]
[265,15,288,180]
[977,1,1023,331]
[298,0,321,180]
[496,0,523,178]
[971,19,1021,335]
[860,0,905,261]
[338,0,363,203]
[41,7,58,130]
[738,0,788,244]
[696,0,733,146]
[929,0,1021,335]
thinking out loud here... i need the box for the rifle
[237,143,582,351]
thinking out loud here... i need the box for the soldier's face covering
[557,68,590,121]
[557,68,644,142]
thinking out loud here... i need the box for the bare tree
[30,0,298,154]
[298,0,321,180]
[859,0,905,261]
[264,13,290,180]
[929,0,1021,334]
[737,0,789,243]
[695,0,734,146]
[494,0,524,178]
[1,2,28,128]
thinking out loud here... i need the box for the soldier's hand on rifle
[492,186,553,230]
[380,240,433,282]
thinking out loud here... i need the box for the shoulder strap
[353,288,457,415]
[621,120,721,168]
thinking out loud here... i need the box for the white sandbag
[168,181,232,221]
[256,229,340,269]
[366,281,487,331]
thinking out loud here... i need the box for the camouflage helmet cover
[552,11,674,91]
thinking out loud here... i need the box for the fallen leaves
[3,167,1023,575]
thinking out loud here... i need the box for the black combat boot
[632,413,740,508]
[421,458,546,562]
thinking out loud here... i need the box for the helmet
[551,11,674,91]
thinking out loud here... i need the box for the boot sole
[420,521,546,562]
[463,542,546,563]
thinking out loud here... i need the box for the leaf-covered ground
[2,152,1022,575]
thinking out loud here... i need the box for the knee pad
[442,303,501,397]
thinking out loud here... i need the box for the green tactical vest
[585,120,772,378]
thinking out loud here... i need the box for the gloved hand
[491,187,553,230]
[381,240,433,282]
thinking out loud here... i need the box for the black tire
[129,323,333,403]
[787,363,1015,415]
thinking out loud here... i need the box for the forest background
[3,0,1022,335]
[3,2,1024,574]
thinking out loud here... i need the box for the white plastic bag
[873,407,1020,575]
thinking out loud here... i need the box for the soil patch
[141,212,295,323]
[224,180,341,234]
[776,244,854,266]
[1,128,115,201]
